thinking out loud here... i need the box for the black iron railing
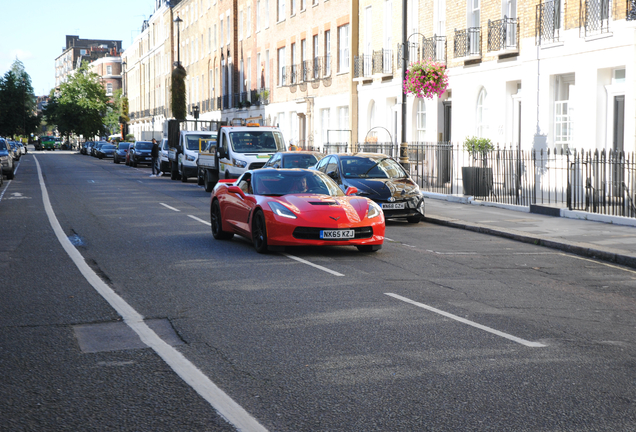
[488,17,519,52]
[423,36,447,63]
[372,49,393,75]
[454,27,481,58]
[536,1,561,45]
[580,0,611,36]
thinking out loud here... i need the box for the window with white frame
[257,1,261,31]
[325,30,331,75]
[338,106,349,142]
[240,59,244,93]
[554,74,574,148]
[265,0,270,27]
[239,10,243,40]
[321,108,330,144]
[246,57,251,93]
[214,24,217,49]
[106,83,113,95]
[247,6,251,36]
[291,0,296,15]
[476,88,487,138]
[278,47,286,86]
[416,99,426,141]
[220,20,224,46]
[278,0,285,21]
[291,42,297,83]
[265,50,270,88]
[338,25,349,72]
[106,65,112,75]
[290,111,298,142]
[227,16,230,45]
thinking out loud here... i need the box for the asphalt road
[2,151,635,431]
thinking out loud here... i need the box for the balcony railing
[454,27,481,58]
[423,36,447,63]
[372,49,393,75]
[488,17,519,52]
[353,54,374,78]
[536,1,561,45]
[581,0,611,36]
[290,64,298,84]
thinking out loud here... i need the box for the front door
[443,102,452,142]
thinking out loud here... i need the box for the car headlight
[367,201,382,219]
[268,201,297,219]
[233,158,247,168]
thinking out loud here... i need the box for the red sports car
[210,168,385,253]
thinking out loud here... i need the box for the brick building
[54,36,122,88]
[122,0,636,154]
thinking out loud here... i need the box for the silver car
[0,139,15,179]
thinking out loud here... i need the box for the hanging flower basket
[403,59,448,99]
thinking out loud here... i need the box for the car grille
[249,162,266,170]
[292,226,373,240]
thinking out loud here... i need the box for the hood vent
[309,201,337,206]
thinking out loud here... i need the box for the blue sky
[1,0,157,96]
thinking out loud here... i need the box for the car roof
[331,152,391,158]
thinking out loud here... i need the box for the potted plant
[403,59,448,99]
[260,89,270,104]
[462,136,494,197]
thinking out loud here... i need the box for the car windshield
[185,134,216,151]
[118,143,130,150]
[229,131,285,154]
[282,154,320,168]
[252,170,344,196]
[340,156,407,179]
[136,142,153,150]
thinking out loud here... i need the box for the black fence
[319,141,636,218]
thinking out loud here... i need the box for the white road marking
[188,214,211,226]
[0,160,20,202]
[282,253,345,277]
[33,156,268,432]
[160,202,181,212]
[385,293,547,348]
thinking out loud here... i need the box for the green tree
[104,89,123,135]
[0,59,39,138]
[171,64,187,120]
[44,61,112,140]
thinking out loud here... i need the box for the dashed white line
[188,214,211,226]
[160,202,181,212]
[34,156,268,432]
[385,293,547,348]
[282,253,344,277]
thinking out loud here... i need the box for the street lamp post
[400,0,410,171]
[174,16,183,65]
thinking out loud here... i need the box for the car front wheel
[252,210,269,254]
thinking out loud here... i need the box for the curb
[424,214,636,270]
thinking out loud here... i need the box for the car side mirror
[227,186,245,197]
[345,186,358,196]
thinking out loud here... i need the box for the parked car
[95,143,117,159]
[8,141,20,161]
[210,168,385,253]
[16,142,26,156]
[91,141,108,157]
[127,141,153,167]
[313,153,425,223]
[263,151,325,169]
[114,142,131,164]
[0,139,15,179]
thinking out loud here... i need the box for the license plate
[320,229,355,239]
[382,202,405,210]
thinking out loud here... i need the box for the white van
[177,130,218,182]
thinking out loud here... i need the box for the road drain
[73,318,185,353]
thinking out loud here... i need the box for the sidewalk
[422,193,636,269]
